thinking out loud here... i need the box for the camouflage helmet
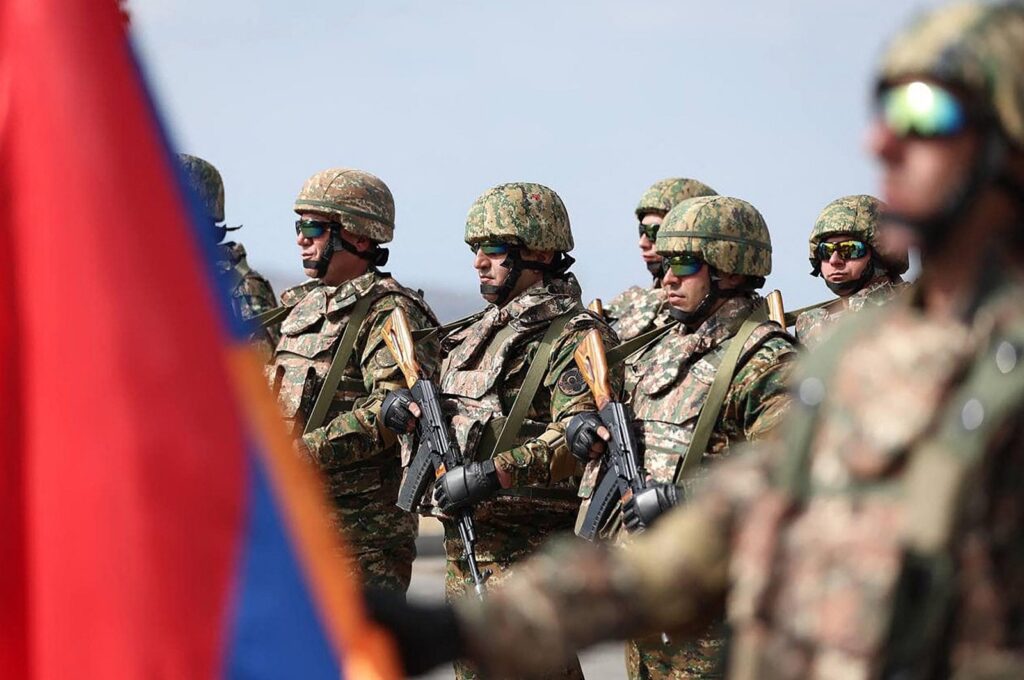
[465,182,574,252]
[878,1,1024,148]
[178,154,224,223]
[655,196,772,277]
[808,194,909,275]
[293,168,395,244]
[635,178,718,218]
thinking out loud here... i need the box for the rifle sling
[673,303,768,486]
[411,311,485,343]
[256,304,292,329]
[487,312,575,459]
[605,321,678,366]
[303,295,375,435]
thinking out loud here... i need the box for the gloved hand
[623,483,680,532]
[381,388,419,433]
[362,587,464,676]
[434,460,501,513]
[565,411,607,463]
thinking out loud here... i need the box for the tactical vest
[271,275,433,428]
[628,309,789,487]
[727,292,1024,680]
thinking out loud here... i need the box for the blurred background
[131,0,941,320]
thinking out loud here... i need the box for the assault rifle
[574,328,651,541]
[382,308,489,598]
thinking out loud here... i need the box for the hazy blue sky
[131,0,942,319]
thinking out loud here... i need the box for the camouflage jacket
[625,294,796,487]
[268,271,439,549]
[457,274,1024,679]
[217,241,280,356]
[434,275,620,556]
[603,284,672,341]
[794,275,906,349]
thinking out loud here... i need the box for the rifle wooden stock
[767,290,786,326]
[382,308,421,389]
[588,298,605,317]
[574,329,613,409]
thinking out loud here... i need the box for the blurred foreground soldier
[382,182,618,679]
[570,196,797,679]
[603,179,718,340]
[794,194,909,348]
[366,3,1024,677]
[179,154,279,356]
[267,168,439,592]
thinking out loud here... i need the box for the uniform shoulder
[280,280,319,306]
[604,285,653,315]
[367,275,439,324]
[738,322,798,369]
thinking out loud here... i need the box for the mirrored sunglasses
[660,254,704,277]
[468,241,512,256]
[294,219,334,239]
[877,81,968,139]
[816,239,868,261]
[637,222,660,241]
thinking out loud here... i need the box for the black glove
[362,587,464,676]
[434,460,500,513]
[623,483,680,532]
[381,388,417,434]
[565,411,605,463]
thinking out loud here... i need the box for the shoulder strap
[605,321,678,366]
[302,294,375,435]
[411,310,486,343]
[673,303,769,486]
[486,311,577,458]
[783,298,831,328]
[256,304,292,329]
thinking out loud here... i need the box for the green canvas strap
[486,312,576,459]
[673,304,769,486]
[782,299,831,328]
[302,294,375,435]
[256,304,292,329]
[411,311,486,343]
[605,321,678,367]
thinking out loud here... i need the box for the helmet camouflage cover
[465,182,574,251]
[808,194,909,275]
[655,195,772,277]
[635,177,718,218]
[293,168,395,243]
[878,1,1024,148]
[178,154,224,223]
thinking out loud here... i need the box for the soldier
[568,196,797,679]
[603,178,719,341]
[178,154,279,356]
[267,168,439,592]
[794,194,909,348]
[381,182,619,679]
[366,2,1024,678]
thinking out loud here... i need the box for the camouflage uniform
[450,4,1024,678]
[796,194,908,349]
[794,276,905,349]
[604,179,718,341]
[617,196,796,679]
[269,168,439,592]
[178,154,280,353]
[435,183,620,680]
[217,241,279,357]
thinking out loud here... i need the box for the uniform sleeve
[240,274,281,360]
[455,444,780,677]
[301,295,440,466]
[724,336,798,442]
[492,318,622,487]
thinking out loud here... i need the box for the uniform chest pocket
[632,357,716,427]
[276,318,343,359]
[441,368,499,400]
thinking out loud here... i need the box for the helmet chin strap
[825,258,877,296]
[302,226,389,278]
[479,248,574,306]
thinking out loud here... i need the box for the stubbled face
[819,234,871,293]
[638,212,665,269]
[295,211,368,285]
[662,261,711,313]
[472,245,548,304]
